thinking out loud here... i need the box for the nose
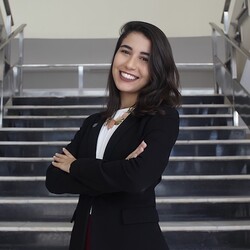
[125,55,137,70]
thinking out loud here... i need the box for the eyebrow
[120,44,150,57]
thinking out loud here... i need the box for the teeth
[121,72,137,80]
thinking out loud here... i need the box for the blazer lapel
[87,115,106,157]
[103,114,138,160]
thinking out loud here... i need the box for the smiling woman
[46,21,181,250]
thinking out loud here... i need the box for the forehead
[121,32,151,53]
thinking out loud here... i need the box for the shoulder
[137,105,179,144]
[85,112,102,123]
[134,105,178,130]
[143,105,179,132]
[162,105,179,123]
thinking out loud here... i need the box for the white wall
[9,0,225,39]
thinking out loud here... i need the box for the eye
[140,56,149,62]
[120,49,130,55]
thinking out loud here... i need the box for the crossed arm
[47,108,179,195]
[52,141,147,174]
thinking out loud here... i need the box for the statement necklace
[105,107,134,130]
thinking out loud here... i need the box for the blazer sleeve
[69,108,179,194]
[45,114,103,196]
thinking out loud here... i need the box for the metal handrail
[210,22,250,60]
[15,62,213,95]
[210,22,250,128]
[0,24,26,127]
[19,62,213,69]
[0,24,26,51]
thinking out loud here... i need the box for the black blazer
[46,105,179,250]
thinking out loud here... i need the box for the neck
[120,93,137,109]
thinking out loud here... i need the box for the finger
[52,161,61,168]
[125,141,147,160]
[62,148,75,158]
[126,147,142,160]
[53,155,62,163]
[141,140,147,148]
[126,153,132,160]
[55,152,67,158]
[135,145,144,155]
[54,153,65,161]
[133,149,141,156]
[53,154,68,163]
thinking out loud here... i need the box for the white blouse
[96,108,129,159]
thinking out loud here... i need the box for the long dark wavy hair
[104,21,181,118]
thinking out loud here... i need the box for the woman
[46,21,181,250]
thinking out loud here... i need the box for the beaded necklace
[105,107,134,129]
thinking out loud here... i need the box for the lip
[120,71,139,81]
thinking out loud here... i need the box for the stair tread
[1,174,250,181]
[162,175,250,180]
[1,195,250,204]
[4,115,88,119]
[0,126,247,131]
[4,114,233,118]
[1,155,250,161]
[176,139,250,144]
[0,127,78,131]
[1,139,250,145]
[160,220,250,231]
[170,155,250,160]
[6,104,232,109]
[0,220,250,232]
[6,105,104,109]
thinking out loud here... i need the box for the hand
[126,140,147,160]
[52,148,76,173]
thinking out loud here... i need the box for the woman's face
[112,32,151,104]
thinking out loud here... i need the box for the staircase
[0,93,250,249]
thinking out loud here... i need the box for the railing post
[17,29,24,96]
[211,28,220,94]
[5,14,12,64]
[13,66,18,94]
[78,65,84,95]
[230,46,237,80]
[230,45,238,126]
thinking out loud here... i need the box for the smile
[120,71,139,81]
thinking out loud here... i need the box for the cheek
[112,56,121,74]
[143,66,150,81]
[112,58,118,76]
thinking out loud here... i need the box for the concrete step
[1,139,250,157]
[0,126,248,141]
[156,177,250,196]
[5,104,232,116]
[1,220,250,232]
[0,156,249,176]
[12,95,225,106]
[0,196,250,222]
[3,114,233,127]
[12,96,107,106]
[1,93,249,249]
[1,174,250,196]
[0,221,249,249]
